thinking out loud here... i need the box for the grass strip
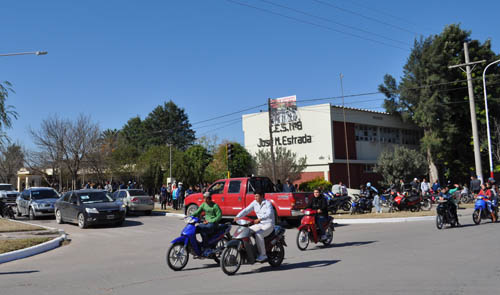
[0,237,52,254]
[0,219,45,233]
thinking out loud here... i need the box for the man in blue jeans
[305,189,329,241]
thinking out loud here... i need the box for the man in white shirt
[235,191,275,262]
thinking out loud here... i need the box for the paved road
[1,211,500,295]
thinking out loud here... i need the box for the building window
[380,127,400,144]
[355,124,378,142]
[364,164,376,173]
[402,129,420,145]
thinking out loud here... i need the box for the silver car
[112,189,154,215]
[16,187,60,219]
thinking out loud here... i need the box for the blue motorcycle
[167,216,231,271]
[473,196,498,225]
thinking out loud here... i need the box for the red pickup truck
[184,177,309,223]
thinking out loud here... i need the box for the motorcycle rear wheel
[296,229,309,251]
[341,202,351,212]
[322,225,334,246]
[436,214,444,230]
[167,242,189,271]
[473,209,481,225]
[422,200,432,211]
[220,245,242,275]
[268,242,285,267]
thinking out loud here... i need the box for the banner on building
[270,95,300,124]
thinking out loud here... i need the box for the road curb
[335,216,436,224]
[0,219,67,264]
[164,213,186,218]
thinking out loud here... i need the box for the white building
[242,103,421,188]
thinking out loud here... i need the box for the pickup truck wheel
[29,208,36,220]
[273,208,281,225]
[186,204,198,217]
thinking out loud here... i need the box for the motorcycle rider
[438,186,460,226]
[366,182,381,213]
[191,192,222,255]
[304,188,329,241]
[234,190,275,262]
[478,183,496,222]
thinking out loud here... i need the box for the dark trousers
[315,215,328,236]
[173,199,178,210]
[197,223,217,247]
[160,196,166,209]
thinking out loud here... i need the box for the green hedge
[298,177,332,192]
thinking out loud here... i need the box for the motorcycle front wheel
[473,209,481,225]
[296,229,309,251]
[268,242,285,267]
[166,242,189,271]
[341,202,351,212]
[213,237,229,265]
[422,199,432,211]
[436,214,444,230]
[220,245,241,275]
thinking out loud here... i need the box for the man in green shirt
[191,192,222,252]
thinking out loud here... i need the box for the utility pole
[267,98,277,183]
[449,42,486,183]
[340,73,351,188]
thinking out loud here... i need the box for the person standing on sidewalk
[172,183,178,210]
[160,184,167,210]
[470,175,481,195]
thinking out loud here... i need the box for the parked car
[16,187,59,219]
[112,189,154,215]
[54,189,125,228]
[0,183,19,205]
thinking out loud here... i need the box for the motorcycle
[350,194,373,214]
[389,191,430,212]
[472,196,498,225]
[220,217,286,275]
[296,209,334,250]
[166,216,231,271]
[460,192,474,204]
[435,199,458,229]
[0,200,15,219]
[326,192,351,214]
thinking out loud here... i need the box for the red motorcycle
[296,209,334,250]
[389,191,431,212]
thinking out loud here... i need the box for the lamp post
[482,59,500,179]
[0,51,48,57]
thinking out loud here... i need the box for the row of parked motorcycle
[324,187,433,215]
[167,208,333,275]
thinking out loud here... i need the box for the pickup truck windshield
[32,190,59,199]
[0,184,14,191]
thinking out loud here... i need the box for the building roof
[331,105,389,115]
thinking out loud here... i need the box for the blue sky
[2,0,500,150]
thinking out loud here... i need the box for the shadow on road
[91,219,143,228]
[332,240,377,248]
[238,259,341,275]
[183,263,220,271]
[0,270,40,275]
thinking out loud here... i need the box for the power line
[343,0,432,32]
[312,0,421,36]
[191,103,266,125]
[226,0,409,51]
[259,0,410,46]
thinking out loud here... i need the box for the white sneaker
[256,255,268,262]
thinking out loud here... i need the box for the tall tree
[375,146,427,187]
[205,142,253,182]
[379,24,500,183]
[121,117,147,151]
[142,100,196,150]
[0,143,24,184]
[254,147,307,182]
[176,145,212,186]
[0,81,18,145]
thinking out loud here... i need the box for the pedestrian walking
[172,184,178,210]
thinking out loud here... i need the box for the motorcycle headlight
[85,208,99,214]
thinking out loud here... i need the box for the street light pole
[482,59,500,179]
[0,51,48,57]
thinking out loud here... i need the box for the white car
[112,189,154,215]
[0,183,19,205]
